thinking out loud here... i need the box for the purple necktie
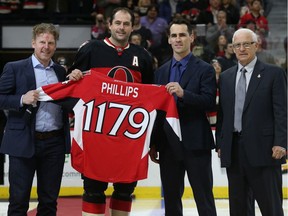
[174,62,181,82]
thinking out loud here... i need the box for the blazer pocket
[262,128,273,136]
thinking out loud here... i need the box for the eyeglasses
[232,42,256,49]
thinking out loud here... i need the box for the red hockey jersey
[38,70,182,183]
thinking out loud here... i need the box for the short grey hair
[232,28,257,43]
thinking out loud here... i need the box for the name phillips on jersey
[101,82,139,98]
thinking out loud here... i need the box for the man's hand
[272,146,287,160]
[149,145,159,164]
[22,90,39,106]
[67,69,84,81]
[166,82,184,98]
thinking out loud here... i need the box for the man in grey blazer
[216,28,287,216]
[0,23,81,215]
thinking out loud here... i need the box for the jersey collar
[104,37,130,56]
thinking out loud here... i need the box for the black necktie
[174,62,181,82]
[234,68,247,132]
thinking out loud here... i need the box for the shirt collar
[172,52,192,68]
[238,56,257,74]
[32,54,54,69]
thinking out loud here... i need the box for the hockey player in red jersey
[66,7,154,216]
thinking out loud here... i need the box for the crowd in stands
[0,0,286,70]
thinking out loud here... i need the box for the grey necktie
[234,68,247,132]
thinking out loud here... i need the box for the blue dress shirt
[32,55,63,132]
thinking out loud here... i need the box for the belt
[35,129,64,140]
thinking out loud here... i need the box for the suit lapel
[25,57,37,90]
[179,55,196,88]
[223,66,238,108]
[54,65,64,82]
[243,61,264,111]
[160,61,171,84]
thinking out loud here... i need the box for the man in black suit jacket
[150,18,217,216]
[0,23,81,215]
[216,28,287,216]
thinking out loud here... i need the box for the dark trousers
[8,136,66,216]
[159,145,217,216]
[227,134,284,216]
[247,188,255,216]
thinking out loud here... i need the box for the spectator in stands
[211,58,222,83]
[243,19,267,49]
[22,0,46,11]
[91,12,110,40]
[178,0,208,25]
[123,0,137,11]
[70,0,94,14]
[133,9,153,49]
[206,10,235,48]
[204,34,229,63]
[56,56,69,72]
[256,34,276,65]
[129,32,142,46]
[239,0,253,17]
[140,4,169,65]
[198,0,221,26]
[97,0,123,20]
[243,19,257,31]
[207,58,221,126]
[138,0,153,16]
[171,11,183,21]
[46,0,68,13]
[22,0,47,19]
[238,0,273,17]
[215,34,228,57]
[0,0,21,14]
[47,0,94,23]
[220,0,240,24]
[177,0,208,15]
[158,0,173,23]
[129,32,159,70]
[0,1,11,14]
[217,41,237,71]
[191,25,207,59]
[261,0,273,17]
[238,0,269,37]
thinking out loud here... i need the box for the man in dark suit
[150,18,217,216]
[0,23,81,215]
[216,28,287,216]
